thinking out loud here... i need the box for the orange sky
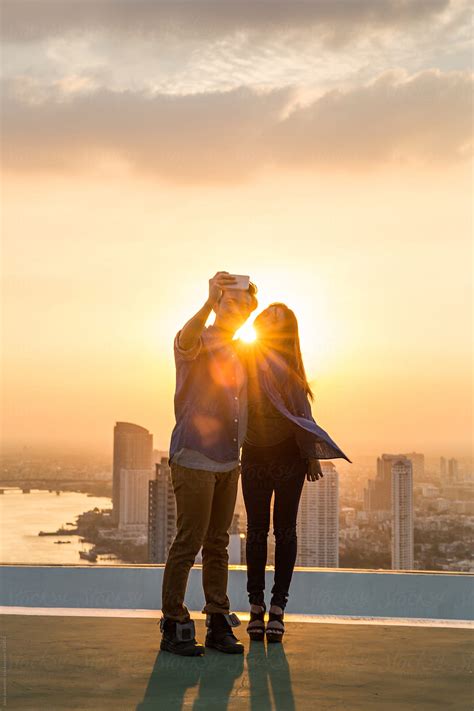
[1,1,472,459]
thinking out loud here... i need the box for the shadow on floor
[136,641,295,710]
[247,641,295,711]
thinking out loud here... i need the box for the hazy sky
[1,0,472,459]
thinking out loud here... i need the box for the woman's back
[245,365,295,447]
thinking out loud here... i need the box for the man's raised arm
[178,271,236,350]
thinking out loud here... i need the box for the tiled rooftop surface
[2,613,473,710]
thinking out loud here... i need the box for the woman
[240,303,351,643]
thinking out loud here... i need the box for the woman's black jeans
[241,435,307,610]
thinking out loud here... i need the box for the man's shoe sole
[160,638,205,656]
[205,638,244,654]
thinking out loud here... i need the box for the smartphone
[225,274,250,291]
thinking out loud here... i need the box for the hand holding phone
[208,271,238,307]
[225,274,250,291]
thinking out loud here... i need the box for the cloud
[1,0,450,46]
[2,1,470,102]
[272,69,474,167]
[2,70,472,182]
[1,81,292,180]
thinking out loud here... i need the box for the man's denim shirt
[169,325,247,467]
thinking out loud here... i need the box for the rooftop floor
[2,613,473,710]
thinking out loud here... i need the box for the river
[0,488,126,565]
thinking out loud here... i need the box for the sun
[235,322,257,343]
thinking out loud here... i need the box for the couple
[159,271,351,656]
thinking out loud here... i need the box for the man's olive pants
[161,463,240,622]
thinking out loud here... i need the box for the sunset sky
[1,1,472,459]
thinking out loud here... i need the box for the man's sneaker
[205,613,244,654]
[159,617,205,656]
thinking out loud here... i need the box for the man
[160,271,258,656]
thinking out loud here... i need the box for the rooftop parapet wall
[1,564,472,621]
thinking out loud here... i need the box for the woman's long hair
[253,302,314,402]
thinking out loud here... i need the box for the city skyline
[1,434,472,470]
[1,417,472,572]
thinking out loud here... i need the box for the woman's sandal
[266,606,285,643]
[247,603,266,641]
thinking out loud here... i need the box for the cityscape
[1,421,472,573]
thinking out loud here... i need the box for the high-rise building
[235,478,247,532]
[365,454,406,513]
[119,468,153,534]
[440,457,447,477]
[448,458,459,484]
[391,457,414,570]
[153,449,169,465]
[403,452,424,482]
[220,511,243,565]
[264,499,276,567]
[364,452,425,514]
[148,458,176,564]
[112,422,153,524]
[296,461,339,567]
